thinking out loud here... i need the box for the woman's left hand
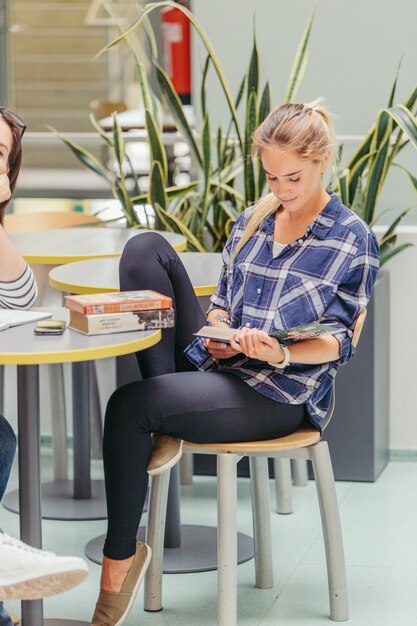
[230,328,285,363]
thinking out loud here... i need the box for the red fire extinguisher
[161,1,191,104]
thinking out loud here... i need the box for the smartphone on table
[34,320,66,335]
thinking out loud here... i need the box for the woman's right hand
[204,338,241,360]
[0,174,11,203]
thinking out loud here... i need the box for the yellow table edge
[49,273,216,297]
[23,238,187,266]
[0,329,161,365]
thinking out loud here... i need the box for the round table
[49,252,223,296]
[9,227,186,265]
[0,308,160,626]
[48,254,254,575]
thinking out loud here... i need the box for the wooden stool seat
[184,428,321,454]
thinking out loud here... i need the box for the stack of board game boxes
[65,290,174,335]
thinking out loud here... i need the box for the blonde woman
[92,103,380,625]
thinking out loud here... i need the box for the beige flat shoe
[91,542,152,626]
[8,611,19,625]
[147,434,183,476]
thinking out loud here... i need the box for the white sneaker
[0,532,88,600]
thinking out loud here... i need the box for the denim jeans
[0,415,17,626]
[0,603,13,626]
[0,414,16,501]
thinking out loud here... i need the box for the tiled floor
[1,454,416,625]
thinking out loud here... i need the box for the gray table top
[10,228,187,265]
[49,252,223,297]
[0,307,160,365]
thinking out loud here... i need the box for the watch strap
[268,345,290,369]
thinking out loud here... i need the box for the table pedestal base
[85,524,254,573]
[3,480,106,521]
[43,619,91,626]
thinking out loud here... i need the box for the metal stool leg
[310,442,349,622]
[249,457,273,589]
[217,453,238,626]
[291,458,308,486]
[144,469,171,612]
[273,458,293,514]
[179,452,193,485]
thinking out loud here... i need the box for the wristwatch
[213,313,231,325]
[268,346,291,369]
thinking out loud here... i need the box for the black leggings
[103,233,306,559]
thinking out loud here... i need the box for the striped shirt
[0,264,38,310]
[185,192,380,427]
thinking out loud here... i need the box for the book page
[193,326,234,343]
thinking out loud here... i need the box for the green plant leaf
[379,242,413,267]
[256,82,271,196]
[379,207,414,246]
[347,151,375,206]
[387,56,403,108]
[244,90,258,205]
[102,1,154,114]
[112,114,124,171]
[145,109,168,183]
[392,163,417,194]
[148,161,168,229]
[385,104,417,150]
[47,126,112,183]
[200,115,212,227]
[154,60,203,168]
[403,83,417,113]
[154,202,206,251]
[200,55,211,119]
[284,3,316,103]
[247,34,259,100]
[350,176,364,218]
[345,119,377,172]
[337,169,350,206]
[258,81,271,125]
[363,124,391,223]
[89,113,114,147]
[112,179,138,227]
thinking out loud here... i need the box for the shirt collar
[259,191,342,240]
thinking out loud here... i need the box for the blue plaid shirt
[185,192,380,427]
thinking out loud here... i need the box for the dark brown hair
[0,109,24,224]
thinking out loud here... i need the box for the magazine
[194,322,340,345]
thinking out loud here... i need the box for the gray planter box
[321,271,390,481]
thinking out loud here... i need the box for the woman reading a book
[91,102,380,625]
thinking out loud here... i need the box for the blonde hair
[232,102,335,260]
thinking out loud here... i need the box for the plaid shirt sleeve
[320,230,380,364]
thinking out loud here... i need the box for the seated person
[0,107,88,626]
[91,102,380,625]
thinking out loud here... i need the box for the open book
[194,322,340,345]
[0,310,52,331]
